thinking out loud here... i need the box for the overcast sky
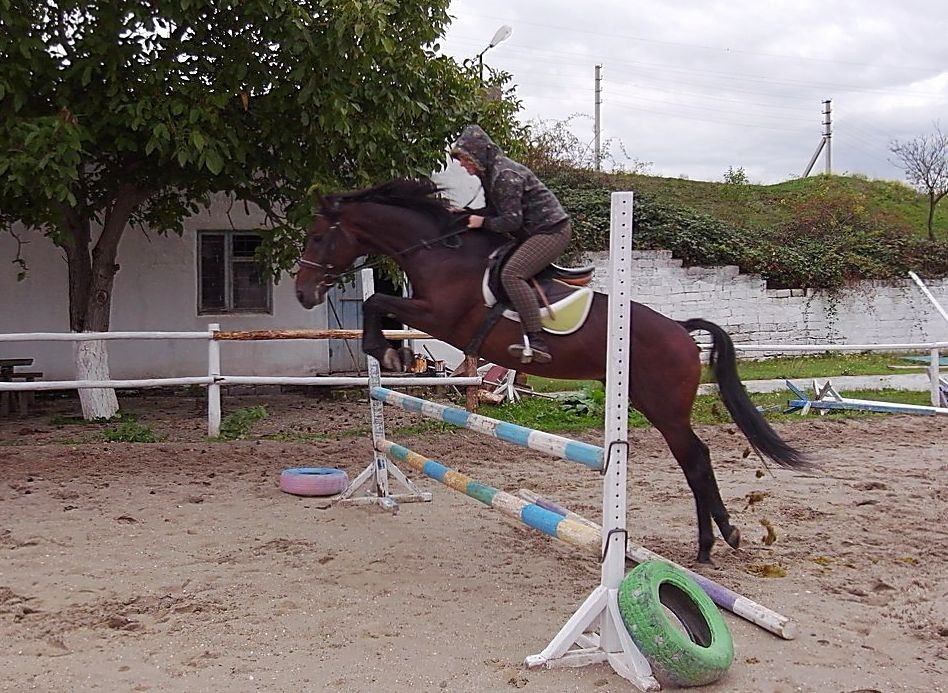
[437,0,948,185]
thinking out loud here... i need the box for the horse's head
[295,198,365,309]
[295,179,461,309]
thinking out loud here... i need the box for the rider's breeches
[500,221,572,334]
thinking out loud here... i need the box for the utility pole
[803,99,832,177]
[594,64,602,171]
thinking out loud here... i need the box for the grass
[218,405,268,440]
[614,172,948,240]
[527,352,929,393]
[480,386,934,432]
[101,420,160,443]
[706,351,928,382]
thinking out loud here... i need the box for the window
[197,231,272,314]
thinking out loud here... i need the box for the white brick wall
[582,251,948,348]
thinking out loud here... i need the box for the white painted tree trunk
[75,338,119,420]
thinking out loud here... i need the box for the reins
[295,209,470,287]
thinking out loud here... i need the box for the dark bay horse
[295,179,808,563]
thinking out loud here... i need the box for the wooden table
[0,358,35,417]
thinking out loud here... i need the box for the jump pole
[370,387,603,470]
[378,439,601,549]
[517,488,798,640]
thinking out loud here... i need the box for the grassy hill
[543,170,948,290]
[615,173,948,239]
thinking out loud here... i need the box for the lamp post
[476,24,512,83]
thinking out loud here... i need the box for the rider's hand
[467,215,484,229]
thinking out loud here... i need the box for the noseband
[296,217,345,292]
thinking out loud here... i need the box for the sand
[1,390,946,692]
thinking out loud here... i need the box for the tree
[519,114,650,178]
[0,0,510,418]
[890,125,948,240]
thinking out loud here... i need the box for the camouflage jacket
[450,125,568,240]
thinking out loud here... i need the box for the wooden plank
[212,329,430,341]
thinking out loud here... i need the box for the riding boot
[507,330,553,365]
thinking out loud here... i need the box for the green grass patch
[529,352,925,393]
[218,405,268,440]
[713,352,927,383]
[101,421,160,443]
[481,386,933,432]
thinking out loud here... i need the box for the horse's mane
[328,179,451,220]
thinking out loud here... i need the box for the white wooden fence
[0,325,481,436]
[2,327,947,433]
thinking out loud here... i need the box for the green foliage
[218,405,268,440]
[558,386,605,417]
[723,166,749,185]
[543,168,948,289]
[101,420,159,443]
[0,1,524,324]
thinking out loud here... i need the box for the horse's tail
[680,318,810,468]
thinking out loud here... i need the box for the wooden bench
[0,359,42,417]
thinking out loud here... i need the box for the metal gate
[326,275,367,373]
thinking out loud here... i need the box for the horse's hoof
[696,551,714,565]
[381,347,404,372]
[724,527,741,549]
[398,346,416,371]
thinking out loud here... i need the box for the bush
[545,168,948,290]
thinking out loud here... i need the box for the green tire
[617,561,734,687]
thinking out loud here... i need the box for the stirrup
[507,333,552,365]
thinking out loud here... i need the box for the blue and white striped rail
[370,386,603,470]
[378,440,601,550]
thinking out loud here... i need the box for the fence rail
[2,329,947,425]
[0,326,478,435]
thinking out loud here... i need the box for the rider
[450,124,571,365]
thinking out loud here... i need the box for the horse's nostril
[296,289,307,304]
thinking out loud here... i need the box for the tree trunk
[928,193,936,241]
[75,338,118,419]
[61,186,148,420]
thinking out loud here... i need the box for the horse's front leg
[361,293,434,371]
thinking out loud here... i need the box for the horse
[295,178,809,564]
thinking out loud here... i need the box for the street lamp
[476,25,512,83]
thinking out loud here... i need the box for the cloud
[440,0,948,184]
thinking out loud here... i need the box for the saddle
[482,242,595,335]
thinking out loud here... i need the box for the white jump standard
[357,193,661,689]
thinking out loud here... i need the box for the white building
[0,160,480,380]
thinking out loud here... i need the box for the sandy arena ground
[1,390,946,692]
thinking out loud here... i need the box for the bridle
[295,205,470,290]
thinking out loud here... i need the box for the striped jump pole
[518,489,798,640]
[378,440,601,550]
[370,386,604,471]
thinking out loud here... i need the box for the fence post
[930,348,940,407]
[208,323,221,437]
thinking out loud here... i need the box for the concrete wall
[582,250,948,348]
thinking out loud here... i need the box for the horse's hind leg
[657,424,741,563]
